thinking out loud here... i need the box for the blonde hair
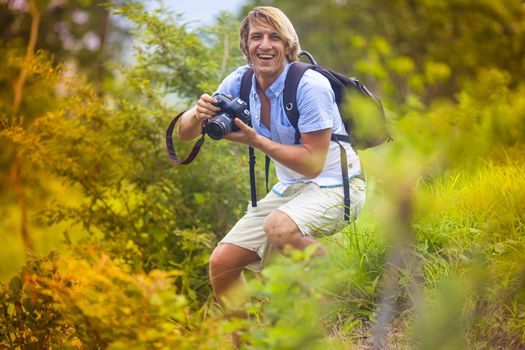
[239,6,301,63]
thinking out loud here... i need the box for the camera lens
[206,114,232,140]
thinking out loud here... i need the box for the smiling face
[247,19,287,85]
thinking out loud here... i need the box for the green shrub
[0,249,232,349]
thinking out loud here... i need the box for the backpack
[165,50,391,221]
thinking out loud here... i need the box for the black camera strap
[165,111,207,165]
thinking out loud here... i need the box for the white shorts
[219,178,366,271]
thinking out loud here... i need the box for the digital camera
[205,93,251,140]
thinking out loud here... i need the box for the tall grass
[409,158,525,349]
[230,158,525,349]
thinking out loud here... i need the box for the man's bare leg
[209,243,260,347]
[209,243,260,304]
[263,209,326,256]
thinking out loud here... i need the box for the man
[178,6,365,309]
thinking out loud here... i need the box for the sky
[149,0,247,27]
[118,0,248,64]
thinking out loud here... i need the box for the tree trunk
[96,4,109,96]
[11,154,32,254]
[12,0,41,116]
[11,0,41,257]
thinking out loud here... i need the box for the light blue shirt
[215,62,361,195]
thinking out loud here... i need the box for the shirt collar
[251,61,291,98]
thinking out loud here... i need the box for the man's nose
[260,35,272,49]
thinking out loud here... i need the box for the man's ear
[285,46,294,61]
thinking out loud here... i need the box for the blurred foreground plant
[409,159,525,349]
[0,249,231,349]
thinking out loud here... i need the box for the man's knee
[263,210,299,250]
[209,247,227,273]
[262,216,284,249]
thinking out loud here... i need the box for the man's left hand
[224,118,258,146]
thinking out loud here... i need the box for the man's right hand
[194,94,220,122]
[178,94,220,141]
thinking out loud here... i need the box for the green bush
[0,249,232,349]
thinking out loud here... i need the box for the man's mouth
[257,54,275,60]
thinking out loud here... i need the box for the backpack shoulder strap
[240,67,254,106]
[283,61,313,144]
[239,67,259,207]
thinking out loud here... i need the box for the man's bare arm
[226,118,331,178]
[177,94,220,141]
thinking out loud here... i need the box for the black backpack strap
[165,111,206,165]
[240,68,259,208]
[265,155,271,193]
[283,61,313,144]
[332,136,351,221]
[240,68,254,103]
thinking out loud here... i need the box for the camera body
[205,93,251,140]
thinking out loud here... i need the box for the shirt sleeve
[296,69,338,133]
